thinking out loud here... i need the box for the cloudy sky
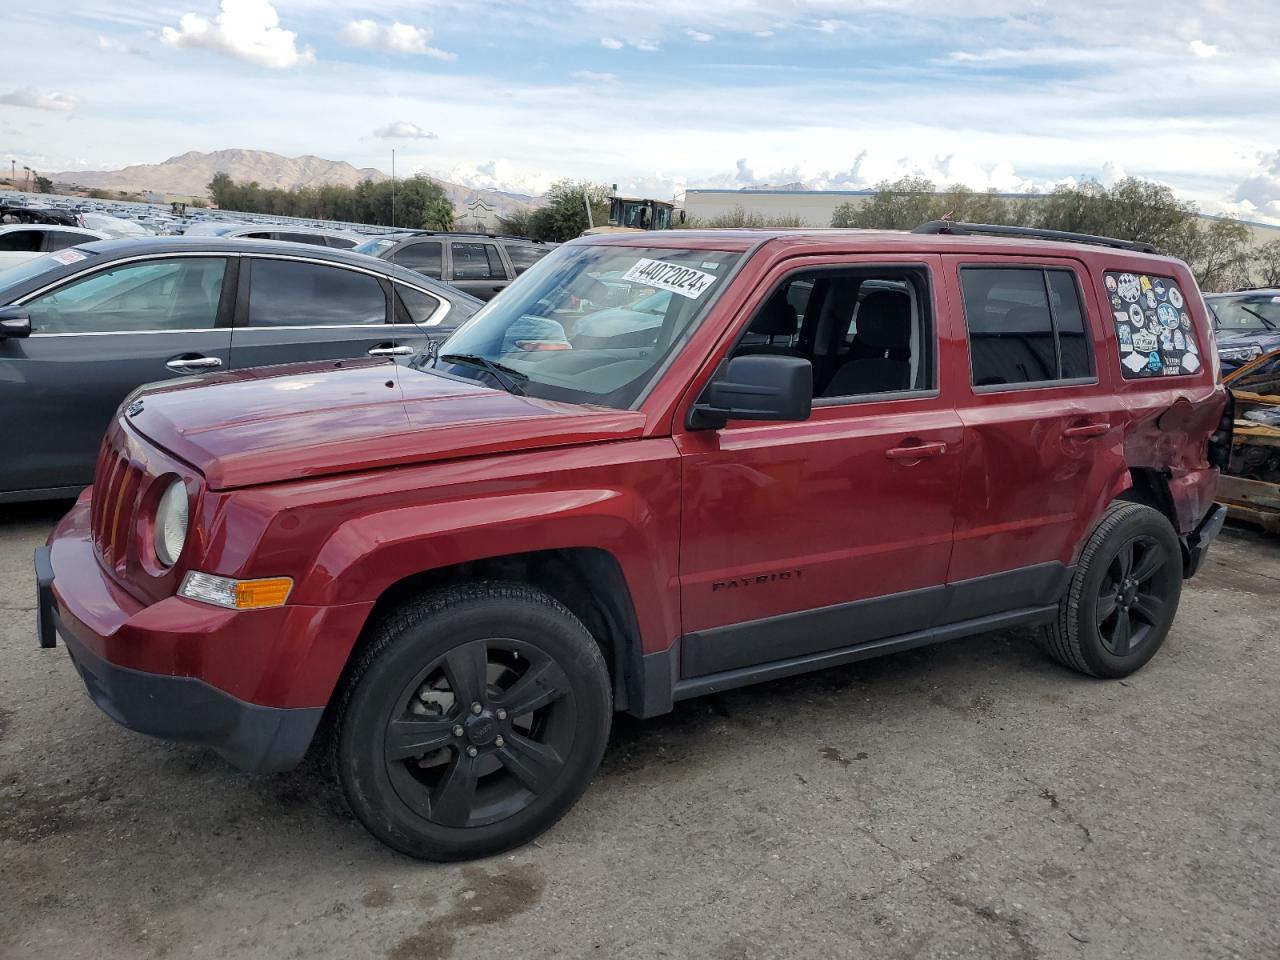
[3,0,1280,219]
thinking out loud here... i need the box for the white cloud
[573,70,619,83]
[340,19,456,60]
[816,19,845,33]
[754,30,775,38]
[160,0,313,69]
[96,35,142,55]
[1188,39,1219,58]
[1232,150,1280,220]
[685,29,713,42]
[601,36,659,51]
[438,158,556,196]
[373,121,438,139]
[0,87,77,112]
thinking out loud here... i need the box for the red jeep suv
[36,222,1231,860]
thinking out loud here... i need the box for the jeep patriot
[36,222,1231,860]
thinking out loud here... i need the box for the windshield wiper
[1239,305,1278,330]
[438,353,528,395]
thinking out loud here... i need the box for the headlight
[1220,344,1262,362]
[153,477,189,567]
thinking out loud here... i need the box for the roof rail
[912,220,1160,255]
[394,229,545,244]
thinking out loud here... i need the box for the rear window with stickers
[1103,271,1200,379]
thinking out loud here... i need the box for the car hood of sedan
[124,358,646,490]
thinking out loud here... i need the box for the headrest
[855,290,912,354]
[750,288,798,337]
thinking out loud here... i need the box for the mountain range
[50,149,540,218]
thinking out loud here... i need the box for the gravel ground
[1,500,1277,960]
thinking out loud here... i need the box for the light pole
[23,166,31,191]
[391,148,396,228]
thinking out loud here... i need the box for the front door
[676,256,963,678]
[0,255,232,494]
[230,255,409,369]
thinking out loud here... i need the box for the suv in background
[354,232,553,300]
[37,222,1230,862]
[1204,288,1280,372]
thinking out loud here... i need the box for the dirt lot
[1,500,1277,960]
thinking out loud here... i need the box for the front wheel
[1039,502,1183,678]
[333,582,612,861]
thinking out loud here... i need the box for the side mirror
[690,354,812,429]
[0,306,31,339]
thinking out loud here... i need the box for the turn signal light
[179,572,293,610]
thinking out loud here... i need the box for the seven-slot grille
[90,435,146,569]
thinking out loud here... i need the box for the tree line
[207,172,455,231]
[828,177,1269,292]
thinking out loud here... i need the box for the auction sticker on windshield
[621,258,718,299]
[51,249,87,265]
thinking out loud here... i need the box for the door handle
[1062,422,1109,439]
[885,441,947,461]
[166,356,222,371]
[368,346,414,357]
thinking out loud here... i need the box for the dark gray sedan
[0,237,481,502]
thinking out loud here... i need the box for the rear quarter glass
[1101,270,1201,379]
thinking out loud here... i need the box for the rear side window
[44,232,97,252]
[395,284,444,326]
[960,267,1095,387]
[503,243,549,275]
[247,259,387,327]
[451,242,506,280]
[1104,271,1201,378]
[393,241,443,279]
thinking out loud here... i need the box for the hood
[124,358,647,490]
[1216,329,1280,346]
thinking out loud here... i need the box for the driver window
[24,258,227,334]
[732,269,933,400]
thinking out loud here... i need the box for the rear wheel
[333,582,611,861]
[1039,502,1183,678]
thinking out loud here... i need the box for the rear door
[447,240,511,300]
[229,255,407,369]
[0,254,233,493]
[944,255,1121,597]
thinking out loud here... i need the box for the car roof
[572,228,1188,266]
[2,235,480,304]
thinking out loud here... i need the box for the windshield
[354,237,398,256]
[432,244,742,408]
[1207,295,1280,332]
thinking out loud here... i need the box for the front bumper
[35,499,371,773]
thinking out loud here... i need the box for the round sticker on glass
[1168,286,1184,309]
[1128,304,1145,327]
[1105,275,1118,293]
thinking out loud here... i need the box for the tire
[332,581,612,861]
[1039,502,1183,679]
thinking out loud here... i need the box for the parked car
[183,222,360,248]
[1204,288,1280,372]
[79,213,157,239]
[353,232,553,300]
[36,223,1230,861]
[0,236,480,501]
[0,224,113,268]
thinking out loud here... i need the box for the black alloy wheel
[334,582,612,861]
[1040,501,1183,678]
[1094,534,1176,657]
[383,636,577,829]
